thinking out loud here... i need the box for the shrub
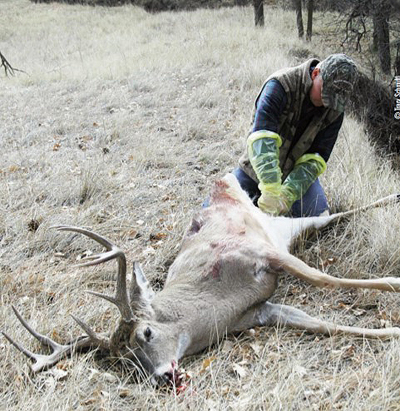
[30,0,240,10]
[349,72,400,156]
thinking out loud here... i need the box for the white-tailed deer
[3,173,400,386]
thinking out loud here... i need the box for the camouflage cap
[319,54,358,112]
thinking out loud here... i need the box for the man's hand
[257,191,290,216]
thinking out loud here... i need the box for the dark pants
[231,168,329,217]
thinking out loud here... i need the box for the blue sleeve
[308,113,344,162]
[252,79,287,133]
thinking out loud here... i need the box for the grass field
[1,1,400,409]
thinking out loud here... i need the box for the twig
[0,51,26,76]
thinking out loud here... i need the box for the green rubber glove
[247,129,283,195]
[257,191,290,215]
[281,153,327,211]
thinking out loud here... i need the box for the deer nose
[163,371,174,383]
[152,371,173,386]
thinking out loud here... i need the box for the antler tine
[76,250,120,267]
[86,291,138,322]
[52,225,135,322]
[1,330,38,361]
[2,307,92,373]
[11,305,60,350]
[70,315,110,349]
[52,226,115,249]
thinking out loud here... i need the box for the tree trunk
[394,41,400,77]
[253,0,264,26]
[306,0,313,41]
[372,0,391,74]
[293,0,304,38]
[372,22,378,52]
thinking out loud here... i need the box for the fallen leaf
[353,308,366,317]
[232,363,247,378]
[118,388,134,398]
[200,356,216,373]
[28,219,40,232]
[337,302,350,310]
[88,368,101,381]
[321,257,337,268]
[14,375,24,387]
[56,362,69,371]
[9,165,20,172]
[380,319,392,328]
[250,342,262,356]
[51,368,68,381]
[293,364,307,377]
[81,398,97,406]
[51,329,61,340]
[143,246,156,256]
[54,252,67,258]
[149,232,167,241]
[221,340,234,354]
[342,344,355,359]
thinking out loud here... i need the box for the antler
[1,306,104,373]
[53,226,157,354]
[54,226,136,322]
[3,226,155,372]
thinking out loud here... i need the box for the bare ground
[1,1,400,410]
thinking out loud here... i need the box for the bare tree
[337,0,394,75]
[0,51,19,76]
[394,40,400,77]
[371,0,392,74]
[253,0,264,26]
[341,2,368,53]
[293,0,304,38]
[306,0,314,41]
[293,0,313,41]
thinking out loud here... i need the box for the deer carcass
[3,173,400,386]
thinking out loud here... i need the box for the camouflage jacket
[239,58,342,182]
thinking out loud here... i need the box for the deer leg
[286,193,400,244]
[268,194,400,251]
[277,252,400,292]
[263,302,400,338]
[233,302,400,339]
[231,302,274,332]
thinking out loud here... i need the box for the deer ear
[177,332,191,359]
[129,262,155,318]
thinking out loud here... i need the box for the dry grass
[1,1,399,410]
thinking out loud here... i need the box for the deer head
[2,226,187,386]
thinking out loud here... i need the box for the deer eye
[144,327,152,341]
